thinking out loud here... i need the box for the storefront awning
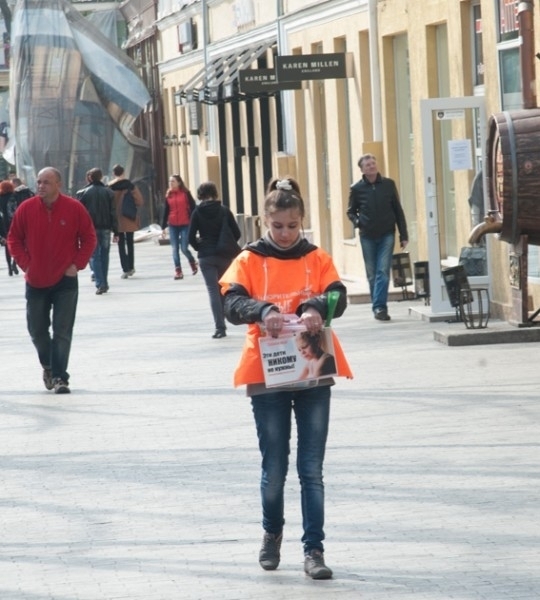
[177,39,275,104]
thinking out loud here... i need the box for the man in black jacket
[347,154,408,321]
[77,168,118,294]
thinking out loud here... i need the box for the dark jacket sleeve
[109,189,118,235]
[188,192,196,215]
[188,209,200,251]
[346,186,360,228]
[296,281,348,322]
[224,283,277,325]
[161,199,170,230]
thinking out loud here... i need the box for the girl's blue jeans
[251,385,331,553]
[169,224,195,269]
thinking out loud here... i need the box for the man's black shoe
[374,309,391,321]
[259,532,282,570]
[304,549,333,579]
[53,379,70,394]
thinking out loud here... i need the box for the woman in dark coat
[188,181,241,338]
[0,179,20,275]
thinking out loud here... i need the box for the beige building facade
[157,0,540,321]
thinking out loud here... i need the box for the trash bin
[442,265,473,321]
[413,261,430,305]
[391,252,413,300]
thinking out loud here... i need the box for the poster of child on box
[259,317,337,387]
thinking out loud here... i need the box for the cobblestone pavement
[1,240,539,600]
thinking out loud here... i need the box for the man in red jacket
[8,167,96,394]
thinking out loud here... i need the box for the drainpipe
[202,0,209,83]
[368,0,382,141]
[276,0,294,154]
[518,0,536,109]
[202,0,215,151]
[276,0,283,49]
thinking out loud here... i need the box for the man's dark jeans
[26,275,79,382]
[90,229,112,290]
[360,232,395,313]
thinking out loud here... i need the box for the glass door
[420,96,491,315]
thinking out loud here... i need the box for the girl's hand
[299,307,323,333]
[263,310,285,338]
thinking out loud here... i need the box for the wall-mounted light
[179,133,190,146]
[171,134,179,145]
[163,134,172,146]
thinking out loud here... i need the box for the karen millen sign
[239,68,302,94]
[276,52,353,82]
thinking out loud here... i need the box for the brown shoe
[174,268,184,280]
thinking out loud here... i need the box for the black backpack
[121,189,138,220]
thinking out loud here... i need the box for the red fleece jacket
[7,194,97,288]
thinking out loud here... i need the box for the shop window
[496,0,521,109]
[178,20,197,54]
[472,3,484,88]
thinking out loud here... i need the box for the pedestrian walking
[12,176,34,204]
[220,176,353,579]
[161,174,198,280]
[108,164,144,279]
[188,181,241,338]
[76,168,118,294]
[7,166,96,394]
[347,153,408,321]
[0,179,21,275]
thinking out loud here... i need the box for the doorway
[420,96,491,315]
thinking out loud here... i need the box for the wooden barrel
[486,109,540,245]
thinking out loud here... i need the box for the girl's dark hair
[264,177,305,217]
[197,181,218,200]
[167,174,187,195]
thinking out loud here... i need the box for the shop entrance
[420,96,492,316]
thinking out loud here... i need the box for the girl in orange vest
[220,177,352,580]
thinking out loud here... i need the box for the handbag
[121,189,138,220]
[216,208,241,258]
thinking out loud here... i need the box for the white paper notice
[448,139,473,171]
